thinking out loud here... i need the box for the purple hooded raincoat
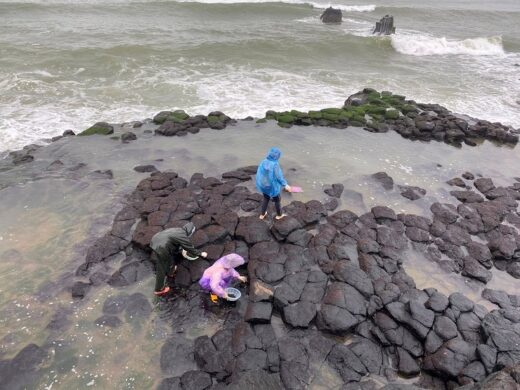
[199,253,245,297]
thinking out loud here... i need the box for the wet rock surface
[55,167,520,389]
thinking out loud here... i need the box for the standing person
[199,253,247,302]
[256,147,291,220]
[150,222,207,296]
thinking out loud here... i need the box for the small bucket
[225,287,241,301]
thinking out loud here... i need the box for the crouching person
[150,222,207,296]
[199,253,247,302]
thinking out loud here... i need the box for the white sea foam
[173,0,376,11]
[391,34,505,56]
[308,3,375,12]
[0,0,376,10]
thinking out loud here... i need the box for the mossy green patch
[366,106,387,115]
[339,111,352,120]
[385,109,400,120]
[322,112,340,122]
[350,120,365,127]
[152,111,172,124]
[277,114,295,124]
[321,108,343,115]
[78,123,114,136]
[256,118,267,123]
[172,110,189,120]
[367,97,388,106]
[290,110,308,118]
[207,115,220,124]
[308,111,323,119]
[401,104,419,114]
[278,122,292,128]
[351,115,366,124]
[370,114,384,122]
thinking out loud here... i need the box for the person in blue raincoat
[255,147,291,220]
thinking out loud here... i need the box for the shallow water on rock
[1,121,520,388]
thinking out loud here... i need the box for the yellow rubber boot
[210,293,218,303]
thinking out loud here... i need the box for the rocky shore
[1,90,520,390]
[3,89,519,169]
[58,163,520,389]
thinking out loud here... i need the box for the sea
[0,0,519,151]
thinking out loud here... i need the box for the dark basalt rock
[71,281,91,298]
[474,178,495,194]
[447,177,466,188]
[462,172,475,180]
[245,302,273,324]
[462,257,492,283]
[108,260,153,287]
[324,183,344,198]
[372,206,397,221]
[134,165,158,173]
[102,294,130,314]
[372,172,394,190]
[121,131,137,142]
[124,292,152,322]
[161,337,198,376]
[400,185,426,201]
[425,291,449,312]
[236,217,272,245]
[320,7,342,24]
[180,370,212,390]
[0,343,49,389]
[481,310,520,369]
[397,347,420,377]
[94,315,122,328]
[75,168,520,389]
[283,301,317,328]
[449,292,474,312]
[431,202,458,224]
[450,190,485,203]
[373,15,396,35]
[424,337,477,378]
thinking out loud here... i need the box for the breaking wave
[391,34,505,56]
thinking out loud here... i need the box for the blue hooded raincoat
[255,147,288,197]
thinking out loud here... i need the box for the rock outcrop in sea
[320,7,342,24]
[373,15,396,35]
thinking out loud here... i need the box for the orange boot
[154,286,171,296]
[210,293,219,303]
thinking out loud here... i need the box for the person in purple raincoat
[199,253,247,302]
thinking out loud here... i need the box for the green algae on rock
[78,122,114,136]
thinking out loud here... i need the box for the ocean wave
[0,0,376,10]
[391,34,505,56]
[173,0,376,11]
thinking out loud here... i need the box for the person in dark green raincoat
[150,222,207,296]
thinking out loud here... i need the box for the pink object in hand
[289,186,303,193]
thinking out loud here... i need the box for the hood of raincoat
[266,147,281,161]
[182,222,196,237]
[219,253,245,269]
